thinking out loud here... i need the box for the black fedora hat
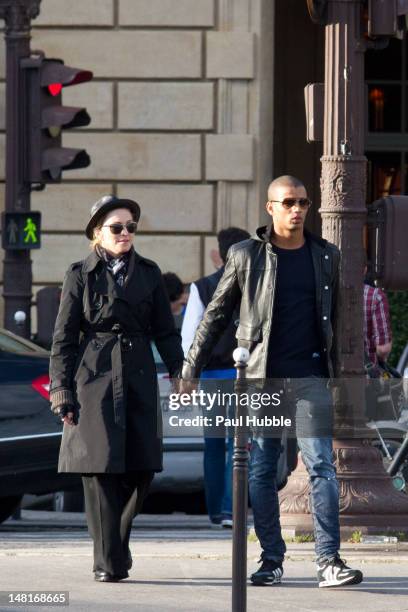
[85,195,141,239]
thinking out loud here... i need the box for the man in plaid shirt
[364,283,393,365]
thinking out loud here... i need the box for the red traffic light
[48,83,62,96]
[41,61,93,91]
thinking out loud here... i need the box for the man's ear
[210,248,223,270]
[266,201,273,216]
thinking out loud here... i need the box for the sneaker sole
[318,572,363,588]
[250,576,282,587]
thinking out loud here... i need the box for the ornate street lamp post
[280,0,408,533]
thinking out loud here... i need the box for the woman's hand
[62,412,75,426]
[59,404,78,426]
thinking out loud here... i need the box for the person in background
[182,227,250,528]
[364,281,392,366]
[163,272,189,331]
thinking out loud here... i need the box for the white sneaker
[317,556,363,588]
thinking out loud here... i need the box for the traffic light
[307,0,408,33]
[21,52,93,185]
[1,211,41,250]
[366,0,408,38]
[306,0,328,24]
[367,196,408,290]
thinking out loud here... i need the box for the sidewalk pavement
[0,512,407,611]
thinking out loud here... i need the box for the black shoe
[126,551,133,570]
[94,570,128,583]
[209,516,223,529]
[250,559,283,586]
[317,555,363,588]
[221,516,233,529]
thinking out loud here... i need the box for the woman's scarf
[96,246,131,287]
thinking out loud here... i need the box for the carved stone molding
[279,467,311,515]
[0,0,41,35]
[320,156,367,214]
[280,444,408,526]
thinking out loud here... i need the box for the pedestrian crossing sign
[1,211,42,250]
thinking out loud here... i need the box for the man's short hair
[218,227,250,263]
[162,272,184,302]
[268,175,305,200]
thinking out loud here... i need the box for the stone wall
[0,0,275,333]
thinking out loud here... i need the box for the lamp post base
[279,440,408,536]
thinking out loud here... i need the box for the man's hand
[179,379,199,397]
[376,342,392,362]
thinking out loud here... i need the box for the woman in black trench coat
[49,195,184,582]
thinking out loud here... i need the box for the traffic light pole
[0,0,41,338]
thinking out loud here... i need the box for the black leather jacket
[182,226,340,380]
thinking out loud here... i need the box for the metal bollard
[232,347,250,612]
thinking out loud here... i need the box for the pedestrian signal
[1,212,41,250]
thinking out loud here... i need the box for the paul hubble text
[168,415,292,428]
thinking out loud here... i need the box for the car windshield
[0,328,48,354]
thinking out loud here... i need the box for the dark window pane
[368,85,402,132]
[365,38,402,80]
[405,87,408,132]
[366,152,401,202]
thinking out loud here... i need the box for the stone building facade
[0,0,323,332]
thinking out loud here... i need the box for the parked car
[0,328,78,522]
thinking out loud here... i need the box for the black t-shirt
[266,241,325,378]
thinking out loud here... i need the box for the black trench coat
[49,247,184,474]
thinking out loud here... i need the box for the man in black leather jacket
[182,175,363,588]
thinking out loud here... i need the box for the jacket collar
[253,224,328,250]
[84,247,154,306]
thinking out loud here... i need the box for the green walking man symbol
[23,217,38,244]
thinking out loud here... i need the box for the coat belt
[86,327,146,430]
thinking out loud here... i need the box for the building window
[365,38,406,202]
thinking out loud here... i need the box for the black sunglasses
[102,222,138,235]
[269,198,311,209]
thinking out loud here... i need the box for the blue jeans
[248,377,340,563]
[201,368,235,520]
[204,436,233,520]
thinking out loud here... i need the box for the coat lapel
[120,250,157,307]
[86,247,158,308]
[92,267,123,301]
